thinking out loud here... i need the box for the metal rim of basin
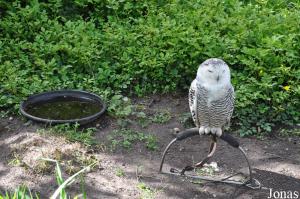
[20,90,107,125]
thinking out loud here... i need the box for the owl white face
[196,58,231,86]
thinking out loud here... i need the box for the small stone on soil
[24,120,32,126]
[174,127,180,133]
[172,128,180,136]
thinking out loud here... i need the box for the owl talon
[204,127,210,134]
[199,126,205,135]
[216,129,222,137]
[211,128,217,135]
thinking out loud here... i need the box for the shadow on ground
[0,94,299,198]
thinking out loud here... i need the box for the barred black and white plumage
[189,58,235,137]
[209,86,234,128]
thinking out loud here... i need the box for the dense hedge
[0,0,299,135]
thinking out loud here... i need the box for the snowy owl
[189,58,234,137]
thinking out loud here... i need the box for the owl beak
[216,75,220,81]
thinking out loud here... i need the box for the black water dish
[20,90,106,125]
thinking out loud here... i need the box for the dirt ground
[0,94,299,199]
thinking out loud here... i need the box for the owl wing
[189,79,198,126]
[189,80,210,127]
[225,85,235,127]
[210,85,235,128]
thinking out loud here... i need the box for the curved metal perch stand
[159,128,261,189]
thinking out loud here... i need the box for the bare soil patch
[0,94,299,198]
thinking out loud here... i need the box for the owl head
[196,58,231,86]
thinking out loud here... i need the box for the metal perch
[159,128,261,189]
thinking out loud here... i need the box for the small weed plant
[108,129,158,151]
[115,167,125,177]
[137,183,157,199]
[151,110,171,124]
[38,123,97,147]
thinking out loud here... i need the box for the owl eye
[208,70,213,73]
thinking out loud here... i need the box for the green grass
[1,159,94,199]
[0,186,38,199]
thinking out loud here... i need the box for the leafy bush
[0,0,299,136]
